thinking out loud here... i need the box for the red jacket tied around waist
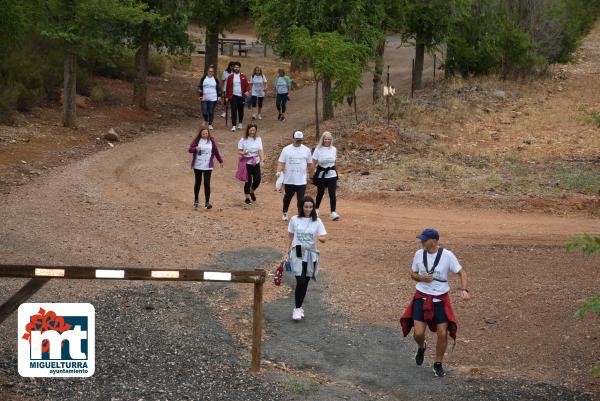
[400,290,458,340]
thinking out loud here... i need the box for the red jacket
[225,73,251,100]
[400,290,457,340]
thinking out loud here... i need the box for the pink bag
[236,157,248,182]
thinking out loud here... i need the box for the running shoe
[330,211,340,221]
[208,124,214,130]
[277,113,281,120]
[244,199,252,205]
[193,201,199,209]
[292,308,303,321]
[280,115,285,121]
[282,212,288,221]
[252,114,256,120]
[250,193,256,202]
[237,123,243,129]
[415,342,426,366]
[205,203,212,210]
[231,126,236,132]
[257,114,262,120]
[221,112,226,118]
[433,362,445,377]
[299,307,304,319]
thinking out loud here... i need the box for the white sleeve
[288,217,295,233]
[258,137,263,150]
[237,138,244,150]
[411,251,420,273]
[305,148,312,164]
[311,148,319,161]
[449,251,462,273]
[316,219,327,236]
[278,148,287,163]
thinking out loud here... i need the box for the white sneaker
[282,212,288,221]
[252,114,256,120]
[299,307,304,319]
[208,124,214,130]
[292,308,303,321]
[257,114,262,120]
[221,112,226,118]
[330,211,340,221]
[237,123,243,129]
[231,126,236,132]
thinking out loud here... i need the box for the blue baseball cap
[417,228,439,241]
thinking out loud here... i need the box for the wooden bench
[218,38,249,57]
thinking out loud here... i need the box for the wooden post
[251,268,264,373]
[0,278,50,325]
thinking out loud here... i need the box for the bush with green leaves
[566,233,600,377]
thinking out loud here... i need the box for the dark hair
[192,126,211,146]
[233,61,241,68]
[226,61,234,73]
[244,123,258,139]
[298,196,318,221]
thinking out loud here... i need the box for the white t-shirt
[221,70,231,91]
[232,73,242,96]
[411,248,462,298]
[312,146,337,178]
[238,137,263,165]
[278,144,312,185]
[202,76,218,101]
[194,138,213,170]
[288,216,327,250]
[276,76,289,94]
[251,75,266,97]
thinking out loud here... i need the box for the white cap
[293,131,304,140]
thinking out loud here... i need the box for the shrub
[90,85,105,103]
[148,51,167,76]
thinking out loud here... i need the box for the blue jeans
[201,100,217,125]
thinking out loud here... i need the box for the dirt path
[1,36,599,400]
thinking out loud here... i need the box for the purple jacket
[188,136,223,169]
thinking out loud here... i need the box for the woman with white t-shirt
[283,196,327,321]
[250,66,267,120]
[237,124,265,205]
[312,131,339,221]
[197,66,222,129]
[187,127,223,210]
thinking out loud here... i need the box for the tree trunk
[321,76,333,120]
[133,22,150,109]
[372,38,385,104]
[62,51,77,127]
[205,28,219,74]
[314,78,320,140]
[413,40,425,90]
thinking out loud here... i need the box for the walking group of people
[194,61,470,379]
[197,61,291,132]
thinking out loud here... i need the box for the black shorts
[412,298,448,324]
[251,96,263,107]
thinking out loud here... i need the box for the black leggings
[295,275,311,308]
[230,95,245,125]
[244,163,261,194]
[283,184,306,214]
[316,177,337,212]
[193,169,212,203]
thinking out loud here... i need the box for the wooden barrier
[0,264,266,372]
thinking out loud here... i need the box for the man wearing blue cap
[400,228,470,378]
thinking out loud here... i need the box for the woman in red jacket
[225,61,251,132]
[188,127,223,210]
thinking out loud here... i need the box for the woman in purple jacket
[188,127,223,209]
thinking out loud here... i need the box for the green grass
[555,168,600,194]
[278,375,320,395]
